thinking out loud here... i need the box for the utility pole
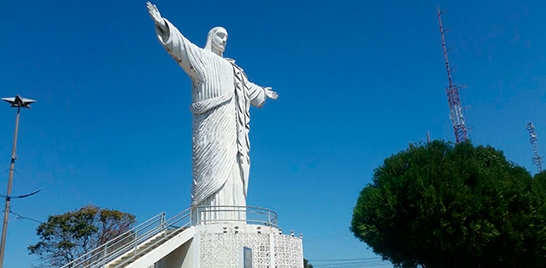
[437,6,468,143]
[0,95,36,268]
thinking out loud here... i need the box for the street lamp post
[0,95,35,268]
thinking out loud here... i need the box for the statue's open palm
[147,2,167,31]
[265,87,278,100]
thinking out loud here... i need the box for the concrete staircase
[60,208,192,268]
[106,226,191,268]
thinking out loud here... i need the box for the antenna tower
[526,122,543,173]
[437,6,468,143]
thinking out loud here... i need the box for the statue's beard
[211,45,225,56]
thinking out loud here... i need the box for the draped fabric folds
[155,20,267,215]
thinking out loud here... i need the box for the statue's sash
[190,91,233,115]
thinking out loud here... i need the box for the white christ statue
[147,2,278,221]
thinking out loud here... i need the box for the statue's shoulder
[225,58,243,72]
[199,50,233,68]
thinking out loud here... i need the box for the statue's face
[211,29,228,53]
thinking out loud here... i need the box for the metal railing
[193,205,278,228]
[59,205,277,268]
[109,208,191,268]
[60,208,191,268]
[60,212,166,268]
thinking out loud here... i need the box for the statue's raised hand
[147,2,167,32]
[264,87,278,100]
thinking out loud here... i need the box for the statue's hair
[204,26,227,52]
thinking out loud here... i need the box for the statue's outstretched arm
[147,2,167,32]
[247,81,278,108]
[147,2,205,80]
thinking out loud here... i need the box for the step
[108,227,188,268]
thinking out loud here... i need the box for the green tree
[351,140,546,268]
[304,258,314,268]
[28,205,136,267]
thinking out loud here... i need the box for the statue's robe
[156,20,267,221]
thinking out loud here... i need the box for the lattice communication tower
[526,122,543,173]
[437,7,468,143]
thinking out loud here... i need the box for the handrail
[60,205,277,268]
[60,212,166,268]
[111,209,192,268]
[194,205,278,228]
[91,208,190,268]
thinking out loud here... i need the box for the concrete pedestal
[157,223,303,268]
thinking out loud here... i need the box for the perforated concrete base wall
[198,224,303,268]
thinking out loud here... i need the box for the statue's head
[205,27,228,56]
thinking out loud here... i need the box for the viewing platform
[61,206,303,268]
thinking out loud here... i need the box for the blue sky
[0,0,545,267]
